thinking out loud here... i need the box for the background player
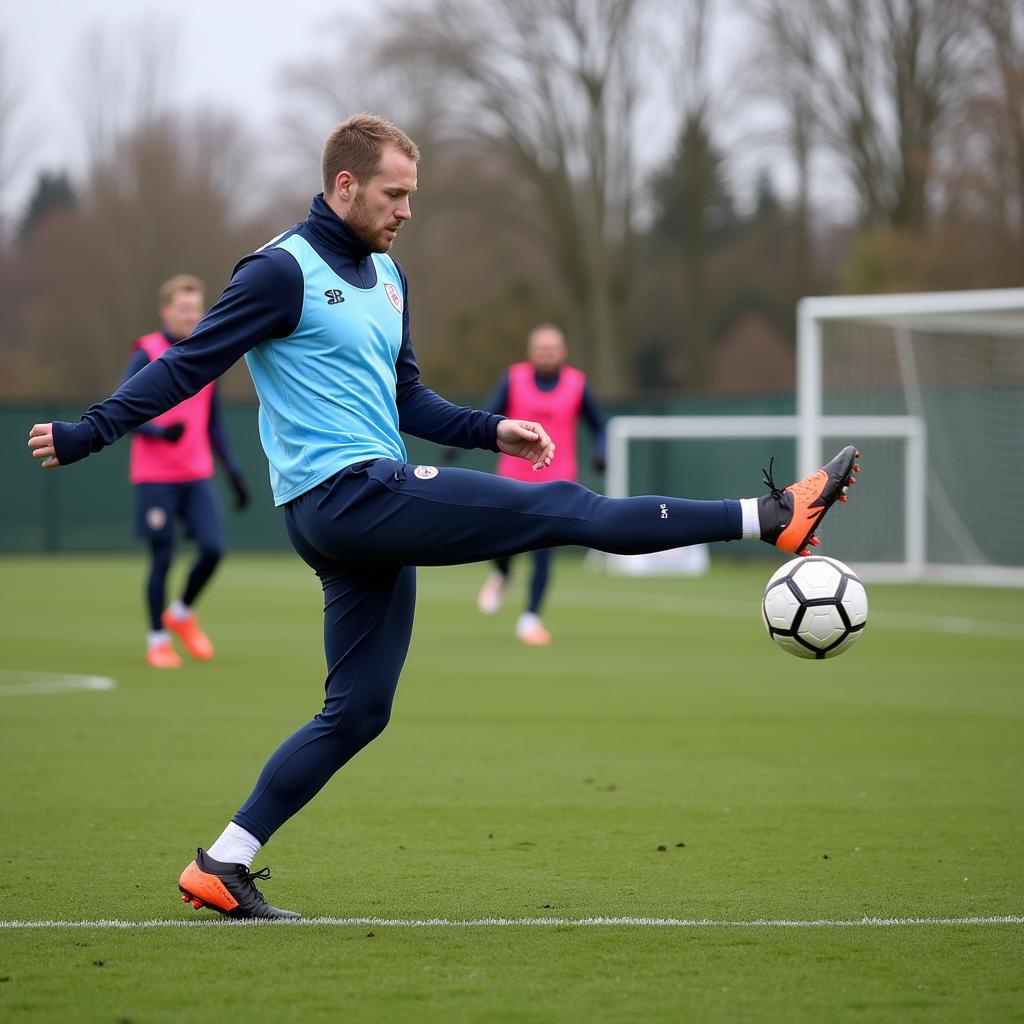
[126,275,250,668]
[476,324,607,645]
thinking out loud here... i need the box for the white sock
[167,599,191,621]
[517,612,542,633]
[147,630,170,648]
[740,498,762,539]
[207,822,262,868]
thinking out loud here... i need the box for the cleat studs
[192,899,202,910]
[854,450,860,457]
[810,536,820,546]
[853,464,861,471]
[839,494,848,503]
[181,894,189,903]
[798,547,809,556]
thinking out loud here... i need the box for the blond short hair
[158,274,205,307]
[321,114,420,193]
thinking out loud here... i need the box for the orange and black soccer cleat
[758,446,860,556]
[178,848,301,920]
[162,611,214,661]
[146,641,181,669]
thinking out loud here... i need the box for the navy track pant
[232,459,742,843]
[135,479,225,631]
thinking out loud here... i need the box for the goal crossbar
[606,415,926,580]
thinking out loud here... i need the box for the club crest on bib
[384,283,404,313]
[413,465,438,480]
[146,506,167,530]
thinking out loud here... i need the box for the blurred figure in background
[476,324,607,645]
[124,275,249,668]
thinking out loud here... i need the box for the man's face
[528,329,568,375]
[345,145,417,253]
[160,290,204,340]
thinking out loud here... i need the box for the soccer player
[476,324,607,645]
[125,275,250,668]
[27,114,860,919]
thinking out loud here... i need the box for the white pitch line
[1,915,1021,929]
[0,671,116,697]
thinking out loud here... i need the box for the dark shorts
[135,478,224,550]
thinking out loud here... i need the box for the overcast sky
[2,0,350,219]
[3,0,824,227]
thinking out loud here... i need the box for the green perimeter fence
[1,396,795,553]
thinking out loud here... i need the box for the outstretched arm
[28,250,302,469]
[120,348,171,440]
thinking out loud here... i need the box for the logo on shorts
[384,282,404,313]
[660,503,669,519]
[146,506,167,530]
[413,465,438,480]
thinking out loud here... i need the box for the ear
[333,170,357,202]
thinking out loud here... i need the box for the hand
[163,422,186,443]
[592,454,607,473]
[496,419,555,471]
[229,470,250,510]
[27,423,60,468]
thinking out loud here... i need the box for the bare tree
[0,34,29,242]
[964,0,1024,267]
[746,1,819,292]
[9,21,276,399]
[18,107,271,398]
[74,16,176,165]
[754,0,975,232]
[652,0,724,389]
[371,0,645,393]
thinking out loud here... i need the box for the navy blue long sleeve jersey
[54,196,502,477]
[119,337,240,474]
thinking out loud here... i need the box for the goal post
[798,288,1024,586]
[603,287,1024,586]
[605,415,925,580]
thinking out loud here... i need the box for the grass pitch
[1,553,1022,1022]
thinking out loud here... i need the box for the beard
[346,193,392,253]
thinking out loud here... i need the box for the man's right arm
[48,250,302,466]
[119,348,167,439]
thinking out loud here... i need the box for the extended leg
[289,460,742,567]
[287,449,859,568]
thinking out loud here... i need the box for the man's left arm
[580,382,608,471]
[207,388,249,509]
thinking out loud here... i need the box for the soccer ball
[761,556,868,660]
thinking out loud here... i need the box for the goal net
[603,288,1024,585]
[798,289,1024,585]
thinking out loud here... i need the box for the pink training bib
[497,362,586,483]
[129,332,215,484]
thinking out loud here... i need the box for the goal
[798,289,1024,585]
[604,288,1024,585]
